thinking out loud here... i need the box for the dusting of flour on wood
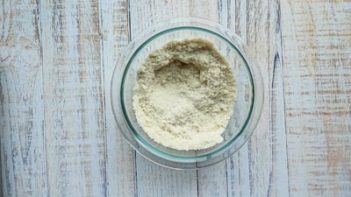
[133,39,236,150]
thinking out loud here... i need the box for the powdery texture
[133,39,236,150]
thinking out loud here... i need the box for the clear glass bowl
[111,18,264,169]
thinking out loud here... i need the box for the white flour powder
[133,39,236,150]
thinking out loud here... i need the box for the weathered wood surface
[281,1,351,196]
[0,0,350,196]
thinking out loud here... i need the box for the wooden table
[1,0,350,196]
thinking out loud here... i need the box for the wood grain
[225,2,252,196]
[0,0,47,196]
[100,0,137,196]
[40,0,106,196]
[195,1,228,196]
[1,0,350,196]
[224,0,284,196]
[128,1,199,196]
[281,0,351,196]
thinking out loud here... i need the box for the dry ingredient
[133,38,236,150]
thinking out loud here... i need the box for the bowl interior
[120,27,254,161]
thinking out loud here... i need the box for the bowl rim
[111,18,264,169]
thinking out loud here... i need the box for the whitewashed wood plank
[241,34,271,197]
[135,158,198,197]
[188,0,219,22]
[227,147,251,197]
[128,1,200,197]
[225,1,252,196]
[225,2,252,195]
[99,0,137,196]
[225,0,290,196]
[281,0,351,196]
[129,0,191,36]
[265,0,290,196]
[268,1,290,195]
[0,143,2,197]
[40,0,106,196]
[0,0,48,196]
[197,163,228,197]
[194,1,229,196]
[269,50,290,197]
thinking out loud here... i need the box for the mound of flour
[133,39,236,150]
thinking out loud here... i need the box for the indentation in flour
[133,38,236,150]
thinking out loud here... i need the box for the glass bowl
[111,18,263,169]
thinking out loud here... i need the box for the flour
[133,39,236,150]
